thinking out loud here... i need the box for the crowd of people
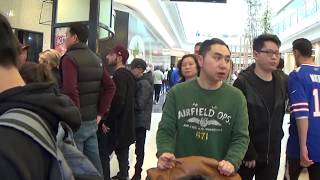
[0,12,319,180]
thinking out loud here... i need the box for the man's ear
[293,49,300,57]
[253,50,259,59]
[73,34,79,43]
[198,55,204,68]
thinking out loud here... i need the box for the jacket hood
[238,63,255,78]
[0,82,81,133]
[142,71,153,85]
[239,63,283,82]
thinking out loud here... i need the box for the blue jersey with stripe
[287,64,320,162]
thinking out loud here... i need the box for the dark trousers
[97,129,129,180]
[285,158,320,180]
[154,84,161,102]
[133,127,147,177]
[238,159,280,180]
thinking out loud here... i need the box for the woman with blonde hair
[39,49,61,88]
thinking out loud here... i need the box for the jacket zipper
[242,70,276,164]
[255,95,271,164]
[266,106,271,165]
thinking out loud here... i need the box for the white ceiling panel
[175,1,248,44]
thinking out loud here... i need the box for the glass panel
[99,0,112,27]
[56,0,90,23]
[98,27,111,39]
[14,29,43,62]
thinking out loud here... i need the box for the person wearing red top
[60,22,116,176]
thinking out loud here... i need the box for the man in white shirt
[153,66,164,104]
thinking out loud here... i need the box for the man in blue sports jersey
[286,38,320,180]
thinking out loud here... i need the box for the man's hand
[243,160,256,169]
[96,115,102,125]
[96,116,110,134]
[300,145,313,167]
[101,123,110,134]
[218,160,235,176]
[157,153,176,170]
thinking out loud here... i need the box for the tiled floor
[110,94,309,180]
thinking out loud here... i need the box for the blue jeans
[74,120,103,175]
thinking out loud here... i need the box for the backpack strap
[0,108,57,158]
[0,108,76,180]
[56,121,76,147]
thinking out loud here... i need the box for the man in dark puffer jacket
[130,59,154,180]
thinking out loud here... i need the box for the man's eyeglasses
[258,49,281,57]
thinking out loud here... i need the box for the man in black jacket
[0,14,81,180]
[234,34,287,180]
[98,45,136,180]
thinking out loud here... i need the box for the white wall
[0,0,52,50]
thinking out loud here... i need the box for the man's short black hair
[292,38,313,57]
[199,38,230,57]
[253,34,281,51]
[130,58,147,70]
[0,13,19,67]
[69,22,89,43]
